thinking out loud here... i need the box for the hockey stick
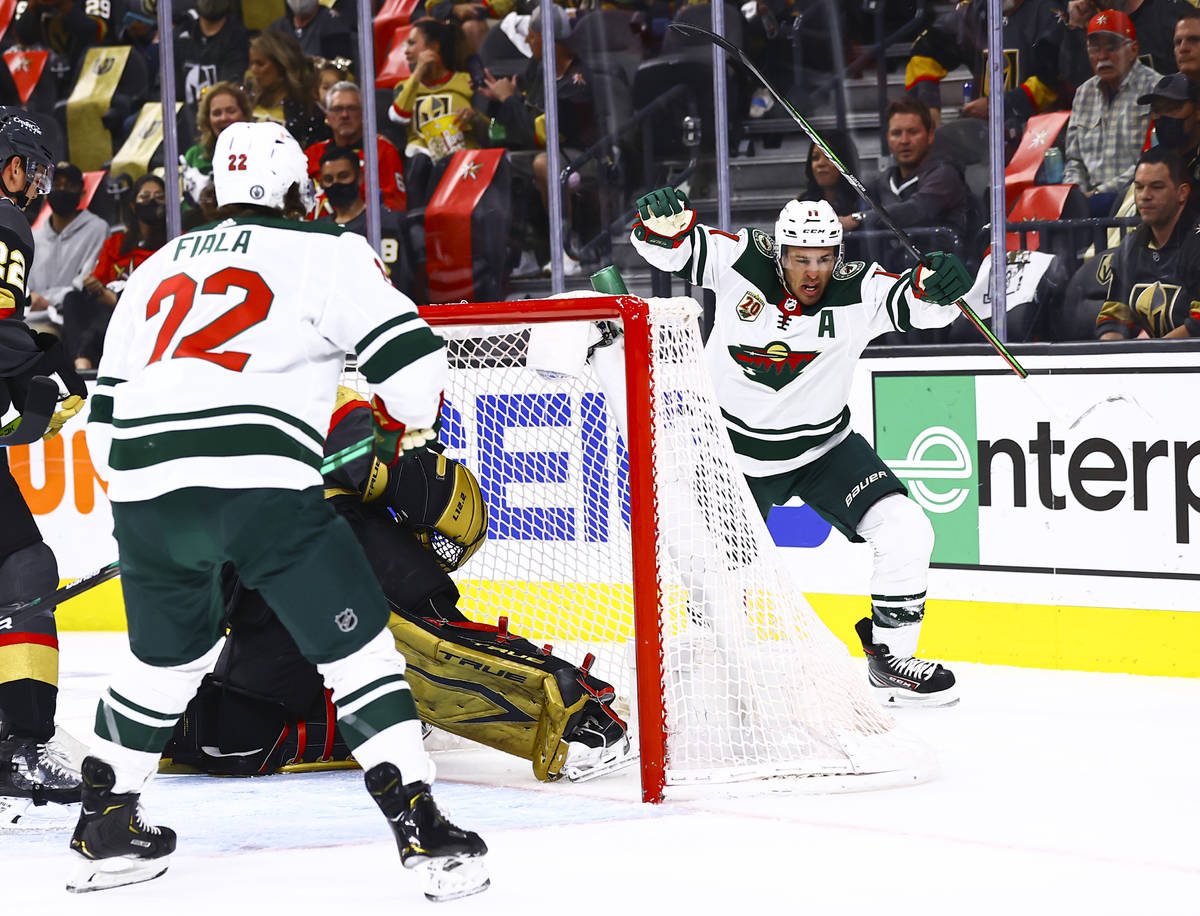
[0,376,59,446]
[667,21,1028,380]
[321,436,372,474]
[0,560,121,628]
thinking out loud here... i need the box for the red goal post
[419,295,933,803]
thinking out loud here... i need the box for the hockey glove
[632,187,697,248]
[43,394,85,441]
[370,394,437,467]
[912,252,972,305]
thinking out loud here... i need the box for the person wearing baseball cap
[26,160,107,333]
[1139,72,1200,217]
[1063,9,1161,215]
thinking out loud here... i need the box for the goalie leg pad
[386,612,627,781]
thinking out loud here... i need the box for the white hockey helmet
[775,198,844,278]
[213,121,315,215]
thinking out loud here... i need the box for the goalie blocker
[162,391,630,782]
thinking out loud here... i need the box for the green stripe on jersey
[336,674,409,709]
[89,393,113,425]
[359,327,444,383]
[94,699,178,753]
[112,404,323,445]
[337,690,419,749]
[108,424,321,471]
[721,406,849,437]
[726,412,850,461]
[357,312,422,354]
[885,275,913,331]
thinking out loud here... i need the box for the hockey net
[420,295,933,801]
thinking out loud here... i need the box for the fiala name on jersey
[728,341,820,390]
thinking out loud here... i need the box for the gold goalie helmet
[366,449,488,571]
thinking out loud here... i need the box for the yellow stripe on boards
[51,577,1195,677]
[805,593,1199,678]
[51,578,127,631]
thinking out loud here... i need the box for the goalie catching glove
[911,251,972,305]
[632,186,697,248]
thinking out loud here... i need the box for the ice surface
[5,633,1198,914]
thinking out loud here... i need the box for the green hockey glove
[913,251,972,305]
[632,187,696,249]
[370,394,436,467]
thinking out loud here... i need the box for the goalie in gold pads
[162,388,631,782]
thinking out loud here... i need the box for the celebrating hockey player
[73,121,487,900]
[0,111,89,822]
[630,190,972,706]
[161,387,631,784]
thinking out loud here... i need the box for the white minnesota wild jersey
[87,216,446,502]
[631,223,959,477]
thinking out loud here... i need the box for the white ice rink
[5,632,1198,915]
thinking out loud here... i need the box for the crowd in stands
[4,0,1200,370]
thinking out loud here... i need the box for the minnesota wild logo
[728,341,820,390]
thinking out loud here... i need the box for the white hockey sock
[92,639,224,793]
[317,626,432,785]
[857,494,934,658]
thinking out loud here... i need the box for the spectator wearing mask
[61,173,167,369]
[1097,145,1200,338]
[246,29,330,149]
[173,0,251,107]
[26,162,107,334]
[317,145,409,292]
[1063,10,1161,215]
[1140,72,1200,218]
[306,82,406,212]
[269,0,355,72]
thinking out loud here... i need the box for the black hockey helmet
[0,110,54,208]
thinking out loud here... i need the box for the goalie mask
[379,451,488,572]
[775,198,844,284]
[214,121,315,216]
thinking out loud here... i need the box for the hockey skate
[0,730,82,824]
[67,756,176,893]
[855,618,958,707]
[561,701,637,782]
[365,762,489,902]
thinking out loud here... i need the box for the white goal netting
[425,296,933,796]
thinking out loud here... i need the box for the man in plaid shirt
[1063,9,1161,216]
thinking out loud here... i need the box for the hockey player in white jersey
[69,122,488,900]
[630,190,973,706]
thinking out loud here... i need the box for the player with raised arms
[630,191,972,706]
[70,121,488,901]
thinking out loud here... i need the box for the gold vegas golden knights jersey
[86,216,446,503]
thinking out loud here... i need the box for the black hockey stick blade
[0,375,58,446]
[666,21,1028,380]
[0,560,121,629]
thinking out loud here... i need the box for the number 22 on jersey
[145,268,273,372]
